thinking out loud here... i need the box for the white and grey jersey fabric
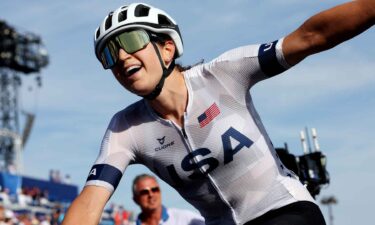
[135,206,205,225]
[85,38,315,225]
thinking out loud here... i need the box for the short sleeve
[258,38,291,77]
[85,112,136,193]
[200,38,291,101]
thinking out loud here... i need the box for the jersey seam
[206,173,239,225]
[121,112,140,157]
[214,44,260,64]
[206,45,263,105]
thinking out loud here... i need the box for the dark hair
[150,32,205,72]
[149,32,170,43]
[150,32,181,60]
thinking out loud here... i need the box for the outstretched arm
[62,186,111,225]
[283,0,375,65]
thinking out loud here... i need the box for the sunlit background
[1,0,374,224]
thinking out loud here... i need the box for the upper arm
[62,186,111,225]
[85,112,135,192]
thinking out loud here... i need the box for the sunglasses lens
[117,30,150,54]
[138,186,160,196]
[100,40,118,69]
[139,189,149,196]
[151,187,160,193]
[99,29,150,69]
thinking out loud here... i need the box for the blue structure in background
[22,175,78,202]
[0,172,22,195]
[0,172,78,203]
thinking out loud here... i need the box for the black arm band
[258,40,287,77]
[86,164,122,190]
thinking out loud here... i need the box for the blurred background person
[132,174,205,225]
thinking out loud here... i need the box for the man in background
[132,174,205,225]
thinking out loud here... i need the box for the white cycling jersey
[86,38,315,225]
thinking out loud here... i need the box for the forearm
[62,196,103,225]
[306,0,374,49]
[62,186,110,225]
[285,0,375,64]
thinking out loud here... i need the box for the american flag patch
[198,103,220,128]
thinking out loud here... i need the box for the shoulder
[215,44,260,62]
[115,99,146,119]
[184,44,261,76]
[108,99,148,128]
[182,44,261,80]
[201,39,290,75]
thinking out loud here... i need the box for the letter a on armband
[258,40,287,77]
[89,168,97,176]
[86,164,123,190]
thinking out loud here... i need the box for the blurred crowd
[0,204,63,225]
[0,186,133,225]
[102,203,133,225]
[48,170,70,184]
[0,204,134,225]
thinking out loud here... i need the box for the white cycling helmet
[94,2,183,60]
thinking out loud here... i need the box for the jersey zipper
[181,127,188,139]
[178,113,207,176]
[174,115,239,224]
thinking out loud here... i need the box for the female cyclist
[62,1,374,225]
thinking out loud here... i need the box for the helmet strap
[142,42,175,100]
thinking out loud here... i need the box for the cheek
[111,69,128,86]
[111,68,120,80]
[112,67,123,83]
[145,59,163,84]
[138,46,162,73]
[113,72,124,85]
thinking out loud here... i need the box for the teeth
[126,65,141,74]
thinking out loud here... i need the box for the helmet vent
[158,14,173,26]
[105,13,113,30]
[134,4,150,17]
[118,10,127,22]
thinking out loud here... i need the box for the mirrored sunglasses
[138,186,160,196]
[99,29,150,69]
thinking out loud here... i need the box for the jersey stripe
[86,164,122,190]
[258,40,287,77]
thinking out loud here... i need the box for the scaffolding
[0,19,48,174]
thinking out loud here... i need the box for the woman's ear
[161,40,176,66]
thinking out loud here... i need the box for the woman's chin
[129,87,153,96]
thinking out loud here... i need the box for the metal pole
[321,196,338,225]
[325,204,332,225]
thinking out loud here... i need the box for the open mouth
[125,65,142,77]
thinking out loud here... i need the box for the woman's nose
[118,48,131,61]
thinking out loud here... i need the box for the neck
[148,68,188,127]
[140,206,163,225]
